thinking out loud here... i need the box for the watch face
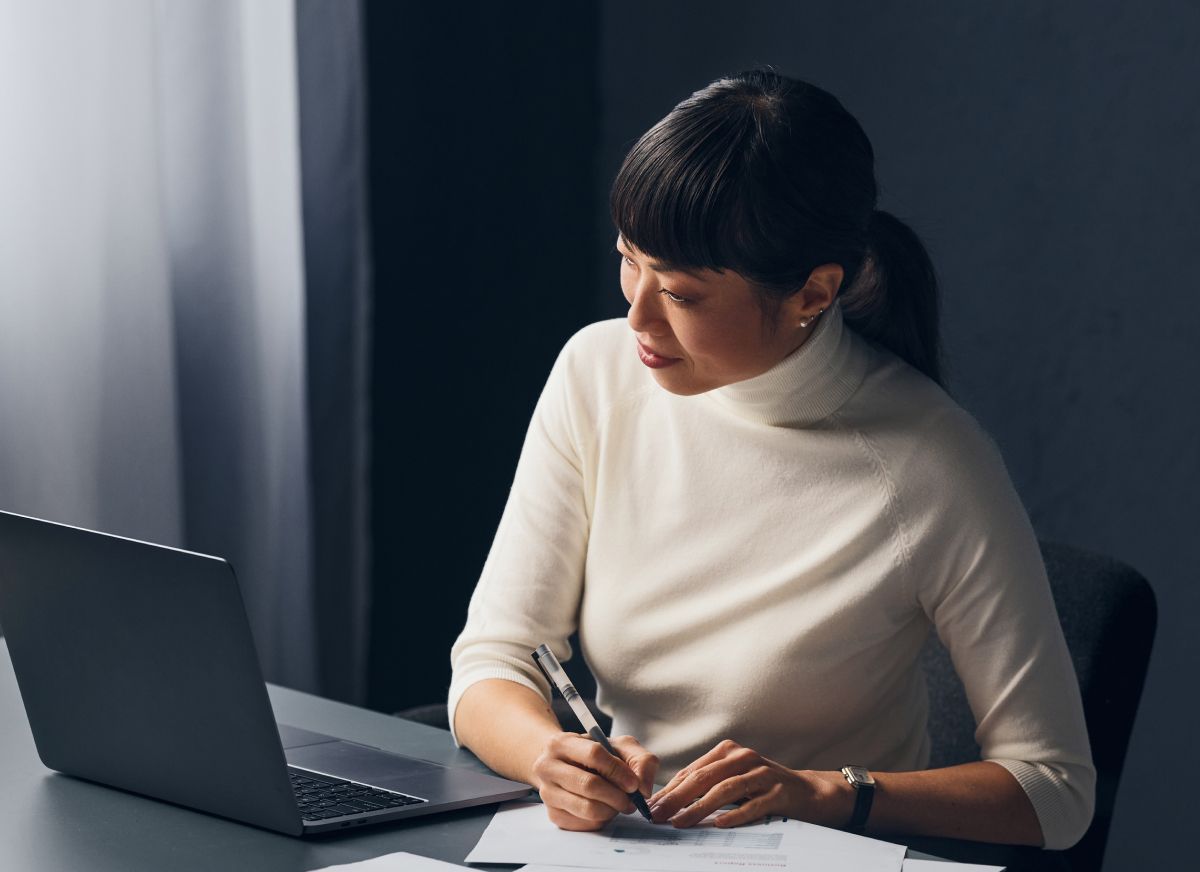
[844,766,875,786]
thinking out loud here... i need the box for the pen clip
[532,643,581,701]
[531,647,554,691]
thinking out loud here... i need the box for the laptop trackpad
[285,740,440,787]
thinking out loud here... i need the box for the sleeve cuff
[446,665,553,748]
[990,757,1096,850]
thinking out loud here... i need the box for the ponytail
[840,209,943,387]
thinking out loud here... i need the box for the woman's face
[617,235,836,396]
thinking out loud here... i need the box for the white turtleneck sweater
[448,303,1095,850]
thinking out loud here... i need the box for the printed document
[519,860,1002,872]
[466,800,906,871]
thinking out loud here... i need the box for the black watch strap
[841,766,875,831]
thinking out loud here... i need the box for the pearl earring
[799,308,826,329]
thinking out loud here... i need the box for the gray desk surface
[0,641,524,871]
[0,642,947,871]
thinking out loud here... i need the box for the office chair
[912,540,1156,872]
[398,540,1155,872]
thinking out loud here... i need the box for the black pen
[532,643,654,822]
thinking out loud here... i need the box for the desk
[0,641,524,871]
[0,642,976,871]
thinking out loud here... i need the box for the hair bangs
[610,104,760,276]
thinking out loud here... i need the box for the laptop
[0,509,531,836]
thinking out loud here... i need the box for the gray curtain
[0,0,185,552]
[0,0,370,700]
[295,0,372,705]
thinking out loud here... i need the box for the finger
[610,736,659,796]
[651,747,762,822]
[652,756,760,823]
[540,781,627,824]
[715,787,782,828]
[548,733,639,794]
[539,757,636,814]
[544,800,612,832]
[669,768,776,829]
[650,763,708,810]
[650,768,689,807]
[635,756,660,798]
[563,735,640,793]
[649,739,743,805]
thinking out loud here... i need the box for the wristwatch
[840,765,876,831]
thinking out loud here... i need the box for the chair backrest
[921,539,1157,871]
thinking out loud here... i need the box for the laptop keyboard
[289,767,426,821]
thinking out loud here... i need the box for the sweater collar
[703,301,871,427]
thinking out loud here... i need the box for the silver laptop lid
[0,510,302,835]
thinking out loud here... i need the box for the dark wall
[364,2,600,714]
[591,2,1198,870]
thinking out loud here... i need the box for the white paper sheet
[313,851,471,871]
[467,800,905,872]
[519,856,1004,872]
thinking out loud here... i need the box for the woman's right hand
[531,733,659,831]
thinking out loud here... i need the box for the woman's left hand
[647,739,853,829]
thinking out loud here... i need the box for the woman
[448,68,1094,851]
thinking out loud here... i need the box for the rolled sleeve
[906,409,1096,849]
[447,655,552,748]
[447,332,594,746]
[991,757,1096,850]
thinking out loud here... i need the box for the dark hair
[609,67,943,386]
